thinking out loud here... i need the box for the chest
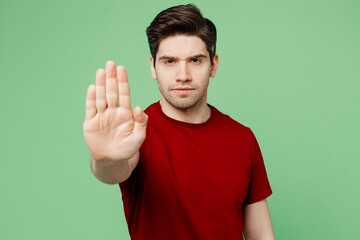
[140,126,252,207]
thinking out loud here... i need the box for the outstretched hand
[83,61,147,162]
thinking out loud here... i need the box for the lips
[171,87,195,94]
[172,87,195,90]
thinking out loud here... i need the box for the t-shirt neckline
[155,101,215,128]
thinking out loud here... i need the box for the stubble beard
[158,83,208,110]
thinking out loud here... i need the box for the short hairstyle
[146,4,217,66]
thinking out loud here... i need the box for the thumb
[133,106,148,139]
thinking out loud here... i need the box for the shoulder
[143,101,159,115]
[143,101,164,125]
[210,105,252,135]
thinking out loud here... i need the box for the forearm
[90,153,138,184]
[243,226,275,240]
[244,234,275,240]
[243,199,275,240]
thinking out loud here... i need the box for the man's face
[150,35,218,110]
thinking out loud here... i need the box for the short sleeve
[243,128,273,205]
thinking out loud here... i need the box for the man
[83,4,275,240]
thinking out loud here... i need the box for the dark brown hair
[146,4,217,66]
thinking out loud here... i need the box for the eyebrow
[158,54,208,61]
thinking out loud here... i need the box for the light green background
[1,0,359,239]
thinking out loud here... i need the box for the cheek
[156,68,175,81]
[156,71,173,90]
[193,70,211,85]
[191,64,211,76]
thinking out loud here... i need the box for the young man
[83,4,275,240]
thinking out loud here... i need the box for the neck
[160,97,211,124]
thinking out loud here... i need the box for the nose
[176,61,191,83]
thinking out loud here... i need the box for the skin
[243,199,276,239]
[150,35,218,124]
[83,63,147,184]
[83,34,275,239]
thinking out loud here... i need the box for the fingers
[133,106,148,124]
[95,61,130,114]
[133,106,148,141]
[95,69,106,113]
[105,61,119,109]
[85,84,96,120]
[117,66,131,109]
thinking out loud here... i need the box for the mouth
[171,87,195,94]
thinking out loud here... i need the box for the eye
[164,59,174,64]
[191,58,201,63]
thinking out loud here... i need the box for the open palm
[83,61,147,162]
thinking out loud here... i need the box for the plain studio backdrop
[0,0,359,239]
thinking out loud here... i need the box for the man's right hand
[83,61,148,164]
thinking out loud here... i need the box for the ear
[150,56,157,80]
[210,54,219,78]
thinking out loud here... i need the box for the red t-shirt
[119,102,272,240]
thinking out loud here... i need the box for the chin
[170,102,197,110]
[165,96,204,110]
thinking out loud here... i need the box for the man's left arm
[243,198,275,240]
